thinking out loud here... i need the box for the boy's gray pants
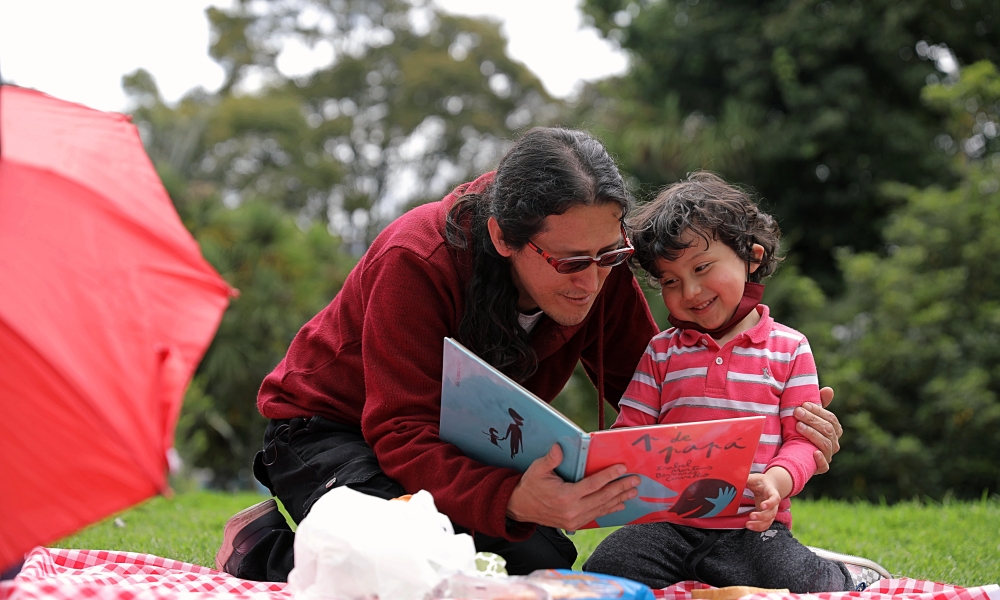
[583,522,853,593]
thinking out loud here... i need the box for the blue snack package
[525,569,655,600]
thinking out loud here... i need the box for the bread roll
[691,586,789,600]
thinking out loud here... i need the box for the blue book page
[439,338,588,482]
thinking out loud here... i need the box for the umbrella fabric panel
[0,85,232,569]
[0,321,160,568]
[0,86,211,269]
[0,162,229,475]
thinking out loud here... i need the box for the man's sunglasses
[525,224,635,275]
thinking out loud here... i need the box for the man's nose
[571,263,602,293]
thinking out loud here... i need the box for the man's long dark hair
[445,127,630,382]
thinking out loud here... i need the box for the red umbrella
[0,85,233,569]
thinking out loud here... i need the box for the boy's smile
[654,230,764,340]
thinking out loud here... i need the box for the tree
[174,195,354,487]
[204,0,561,247]
[575,0,1000,291]
[123,72,356,486]
[801,62,1000,501]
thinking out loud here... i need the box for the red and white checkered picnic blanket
[0,548,290,600]
[654,580,1000,600]
[1,547,997,600]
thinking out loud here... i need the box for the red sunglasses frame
[525,223,635,274]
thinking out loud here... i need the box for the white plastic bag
[288,487,477,600]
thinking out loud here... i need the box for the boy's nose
[682,280,701,299]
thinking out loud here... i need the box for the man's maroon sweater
[257,172,658,539]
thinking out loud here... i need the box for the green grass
[793,498,1000,586]
[52,492,264,569]
[54,493,999,587]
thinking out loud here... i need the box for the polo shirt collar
[676,304,772,347]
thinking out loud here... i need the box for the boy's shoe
[806,546,891,591]
[215,498,290,575]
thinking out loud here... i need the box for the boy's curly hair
[627,171,783,286]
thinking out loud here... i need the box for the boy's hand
[745,467,792,532]
[744,474,780,531]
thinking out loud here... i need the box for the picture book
[438,337,766,528]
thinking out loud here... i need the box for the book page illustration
[583,417,764,528]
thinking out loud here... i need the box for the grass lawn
[54,492,999,587]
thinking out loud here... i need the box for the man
[216,127,845,581]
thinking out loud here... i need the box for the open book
[438,337,765,528]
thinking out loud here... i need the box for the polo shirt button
[715,357,723,365]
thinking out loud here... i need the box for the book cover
[439,337,764,529]
[582,418,764,528]
[439,337,590,482]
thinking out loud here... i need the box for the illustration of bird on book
[593,476,739,527]
[668,479,739,518]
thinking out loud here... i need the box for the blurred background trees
[134,0,1000,500]
[579,0,1000,292]
[800,61,1000,501]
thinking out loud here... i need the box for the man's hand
[794,387,843,474]
[745,467,791,532]
[506,444,639,531]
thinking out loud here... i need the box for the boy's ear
[748,243,765,273]
[487,217,515,258]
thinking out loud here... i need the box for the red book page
[580,416,765,528]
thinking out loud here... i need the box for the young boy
[583,172,889,592]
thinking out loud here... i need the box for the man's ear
[748,243,765,273]
[487,217,514,258]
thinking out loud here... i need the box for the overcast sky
[0,0,628,113]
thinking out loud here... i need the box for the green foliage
[576,0,1000,290]
[172,195,354,487]
[804,158,1000,501]
[124,73,355,486]
[552,363,614,433]
[56,492,1000,586]
[128,1,561,246]
[201,0,560,246]
[795,62,1000,502]
[923,59,1000,160]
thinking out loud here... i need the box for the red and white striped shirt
[613,305,820,529]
